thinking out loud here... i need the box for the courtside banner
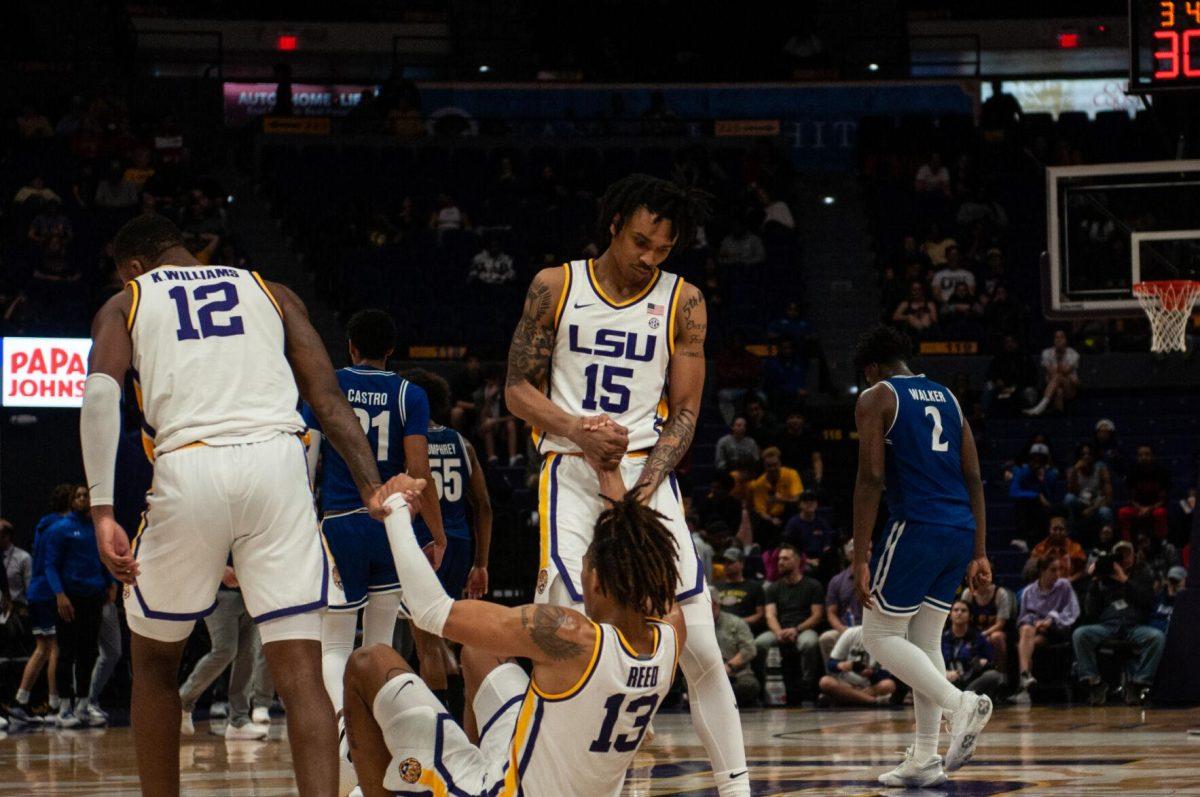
[2,337,92,408]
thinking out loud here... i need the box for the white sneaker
[56,709,81,729]
[209,701,228,718]
[80,703,108,727]
[224,721,270,741]
[0,714,8,731]
[251,706,271,725]
[878,746,948,787]
[945,692,993,771]
[180,711,195,736]
[348,788,364,797]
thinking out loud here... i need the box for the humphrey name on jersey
[907,387,948,403]
[627,665,660,689]
[567,325,658,361]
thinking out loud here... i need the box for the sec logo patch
[536,568,548,595]
[399,757,423,784]
[648,317,660,329]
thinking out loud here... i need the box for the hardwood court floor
[2,704,1199,796]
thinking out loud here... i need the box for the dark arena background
[2,0,1200,794]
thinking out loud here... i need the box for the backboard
[1044,159,1200,318]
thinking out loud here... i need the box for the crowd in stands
[1,91,236,337]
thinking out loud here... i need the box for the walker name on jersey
[626,665,660,689]
[346,389,388,407]
[567,325,657,361]
[147,267,242,283]
[907,387,948,403]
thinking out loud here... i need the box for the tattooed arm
[505,266,628,466]
[633,280,707,502]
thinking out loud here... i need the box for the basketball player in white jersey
[505,174,749,795]
[79,214,423,797]
[343,463,683,797]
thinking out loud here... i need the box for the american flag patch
[647,303,665,316]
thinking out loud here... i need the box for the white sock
[15,688,30,705]
[862,607,963,716]
[76,697,90,713]
[48,695,61,710]
[680,599,750,797]
[908,605,951,761]
[363,593,401,647]
[321,610,359,715]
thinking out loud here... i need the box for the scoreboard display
[1131,0,1200,89]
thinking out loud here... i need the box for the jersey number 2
[589,693,659,753]
[924,406,949,452]
[169,283,244,341]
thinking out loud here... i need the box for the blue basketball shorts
[868,519,974,616]
[322,509,400,612]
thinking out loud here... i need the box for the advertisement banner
[2,337,93,409]
[223,82,376,125]
[418,82,974,170]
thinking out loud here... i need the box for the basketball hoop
[1132,280,1200,353]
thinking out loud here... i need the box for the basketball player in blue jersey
[81,215,425,797]
[850,326,994,787]
[403,368,493,705]
[344,465,684,797]
[300,309,446,766]
[505,174,749,796]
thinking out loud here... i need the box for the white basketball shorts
[533,452,704,609]
[124,432,334,643]
[380,663,529,793]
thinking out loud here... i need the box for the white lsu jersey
[512,619,679,797]
[535,259,682,455]
[128,265,305,458]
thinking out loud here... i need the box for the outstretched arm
[271,282,388,517]
[505,267,627,467]
[851,384,892,610]
[634,282,705,501]
[378,487,596,685]
[463,441,492,598]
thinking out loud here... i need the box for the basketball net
[1132,280,1200,353]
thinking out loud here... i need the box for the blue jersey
[880,374,974,530]
[415,424,472,543]
[302,367,430,513]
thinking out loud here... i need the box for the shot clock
[1131,0,1200,89]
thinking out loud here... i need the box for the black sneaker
[7,705,34,724]
[1124,683,1150,706]
[1087,680,1109,706]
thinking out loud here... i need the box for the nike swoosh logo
[728,770,748,779]
[573,301,595,309]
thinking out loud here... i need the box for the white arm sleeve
[382,494,454,636]
[80,373,122,507]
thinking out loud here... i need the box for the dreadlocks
[597,174,712,251]
[587,492,680,617]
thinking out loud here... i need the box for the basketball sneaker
[878,746,947,787]
[180,710,195,736]
[945,691,993,771]
[7,704,35,724]
[56,706,81,729]
[224,721,270,741]
[251,706,271,725]
[77,700,108,727]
